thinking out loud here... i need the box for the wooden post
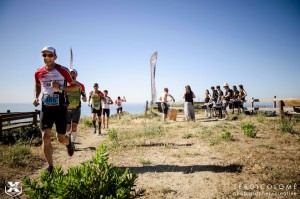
[145,101,148,115]
[251,97,254,114]
[273,96,276,108]
[0,116,2,141]
[7,110,10,125]
[33,111,37,126]
[279,100,283,121]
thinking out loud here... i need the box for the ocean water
[0,103,147,117]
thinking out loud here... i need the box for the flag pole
[70,47,73,69]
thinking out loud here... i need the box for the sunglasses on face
[42,53,54,58]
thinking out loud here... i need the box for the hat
[223,83,229,87]
[70,69,78,74]
[93,83,99,87]
[41,46,56,54]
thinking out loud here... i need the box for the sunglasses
[42,53,54,58]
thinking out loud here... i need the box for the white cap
[41,46,56,54]
[70,69,78,74]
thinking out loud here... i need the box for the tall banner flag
[70,47,73,69]
[150,51,157,106]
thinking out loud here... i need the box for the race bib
[43,94,59,106]
[93,103,101,110]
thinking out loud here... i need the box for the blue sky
[0,0,299,103]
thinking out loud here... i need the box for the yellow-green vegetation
[24,144,145,199]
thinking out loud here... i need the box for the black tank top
[185,92,194,103]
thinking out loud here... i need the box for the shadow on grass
[74,146,96,151]
[134,143,193,147]
[118,164,243,174]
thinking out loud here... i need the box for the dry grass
[98,112,300,198]
[1,111,299,198]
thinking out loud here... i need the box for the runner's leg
[42,129,53,167]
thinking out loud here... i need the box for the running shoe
[66,136,74,156]
[98,129,101,135]
[46,166,54,173]
[94,128,97,134]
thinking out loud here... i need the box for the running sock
[92,120,96,128]
[98,122,101,130]
[71,132,77,142]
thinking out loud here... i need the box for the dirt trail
[27,114,262,199]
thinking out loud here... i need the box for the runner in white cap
[34,46,79,173]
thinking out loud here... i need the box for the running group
[33,46,126,172]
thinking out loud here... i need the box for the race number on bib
[93,103,101,110]
[43,94,59,106]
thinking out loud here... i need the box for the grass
[241,122,257,138]
[0,145,44,169]
[139,157,151,166]
[2,111,300,198]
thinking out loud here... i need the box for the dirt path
[28,112,299,199]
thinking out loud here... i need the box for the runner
[88,83,104,134]
[66,69,87,147]
[115,96,126,120]
[102,90,113,129]
[33,46,79,173]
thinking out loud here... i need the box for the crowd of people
[33,46,126,172]
[158,83,247,122]
[204,83,247,118]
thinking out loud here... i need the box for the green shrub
[220,132,233,141]
[241,123,257,138]
[209,132,233,146]
[278,119,295,134]
[1,125,41,145]
[24,144,145,199]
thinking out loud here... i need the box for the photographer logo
[5,181,22,197]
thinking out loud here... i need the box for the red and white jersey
[35,64,73,95]
[115,99,126,108]
[102,96,112,109]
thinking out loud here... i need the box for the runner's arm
[33,83,41,107]
[51,80,79,92]
[82,93,87,102]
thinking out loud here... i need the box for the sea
[0,103,147,117]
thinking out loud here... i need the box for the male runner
[102,90,113,129]
[88,83,104,134]
[115,96,126,120]
[66,69,87,147]
[33,46,79,172]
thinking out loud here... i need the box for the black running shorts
[102,108,110,117]
[91,106,102,116]
[66,108,81,124]
[40,106,67,134]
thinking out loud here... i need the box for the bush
[220,132,233,141]
[241,123,257,138]
[24,144,145,199]
[209,132,233,146]
[278,119,295,134]
[1,125,41,145]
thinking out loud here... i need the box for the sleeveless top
[184,92,194,103]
